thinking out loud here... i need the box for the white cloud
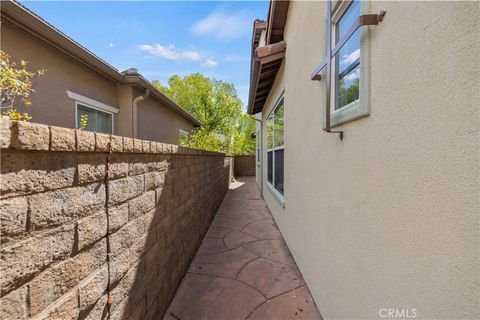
[139,44,201,62]
[108,43,115,48]
[140,44,218,68]
[343,68,360,81]
[341,49,360,66]
[202,59,218,68]
[191,10,251,41]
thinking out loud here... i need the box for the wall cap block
[0,120,226,156]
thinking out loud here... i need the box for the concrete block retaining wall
[233,155,256,177]
[0,119,233,319]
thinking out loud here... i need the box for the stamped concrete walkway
[164,177,321,320]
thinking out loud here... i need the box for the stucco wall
[1,20,119,131]
[116,85,134,138]
[259,1,479,319]
[0,119,232,319]
[136,92,194,145]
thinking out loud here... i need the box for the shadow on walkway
[164,177,321,320]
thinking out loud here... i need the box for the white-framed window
[266,95,284,197]
[67,90,118,134]
[76,103,113,134]
[331,0,361,113]
[179,129,190,140]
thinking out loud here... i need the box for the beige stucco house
[248,0,479,319]
[1,1,200,144]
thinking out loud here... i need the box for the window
[332,0,360,111]
[266,96,284,196]
[76,104,113,134]
[68,90,118,134]
[310,0,385,136]
[179,129,190,140]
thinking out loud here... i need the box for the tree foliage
[0,50,46,121]
[153,74,255,155]
[337,78,359,108]
[231,113,256,155]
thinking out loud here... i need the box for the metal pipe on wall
[251,116,263,198]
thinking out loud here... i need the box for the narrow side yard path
[164,177,321,320]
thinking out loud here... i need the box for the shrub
[0,50,46,121]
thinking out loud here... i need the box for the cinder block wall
[0,120,232,319]
[234,155,256,177]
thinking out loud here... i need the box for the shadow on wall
[105,153,232,319]
[0,120,232,320]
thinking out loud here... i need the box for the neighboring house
[1,1,201,144]
[248,0,479,319]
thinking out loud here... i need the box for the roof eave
[247,58,261,115]
[247,0,289,115]
[247,41,286,115]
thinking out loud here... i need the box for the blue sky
[21,1,269,109]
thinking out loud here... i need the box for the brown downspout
[251,116,263,198]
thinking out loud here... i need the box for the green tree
[231,113,256,155]
[337,78,359,108]
[153,74,255,154]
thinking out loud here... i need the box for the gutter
[247,59,262,115]
[247,20,267,115]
